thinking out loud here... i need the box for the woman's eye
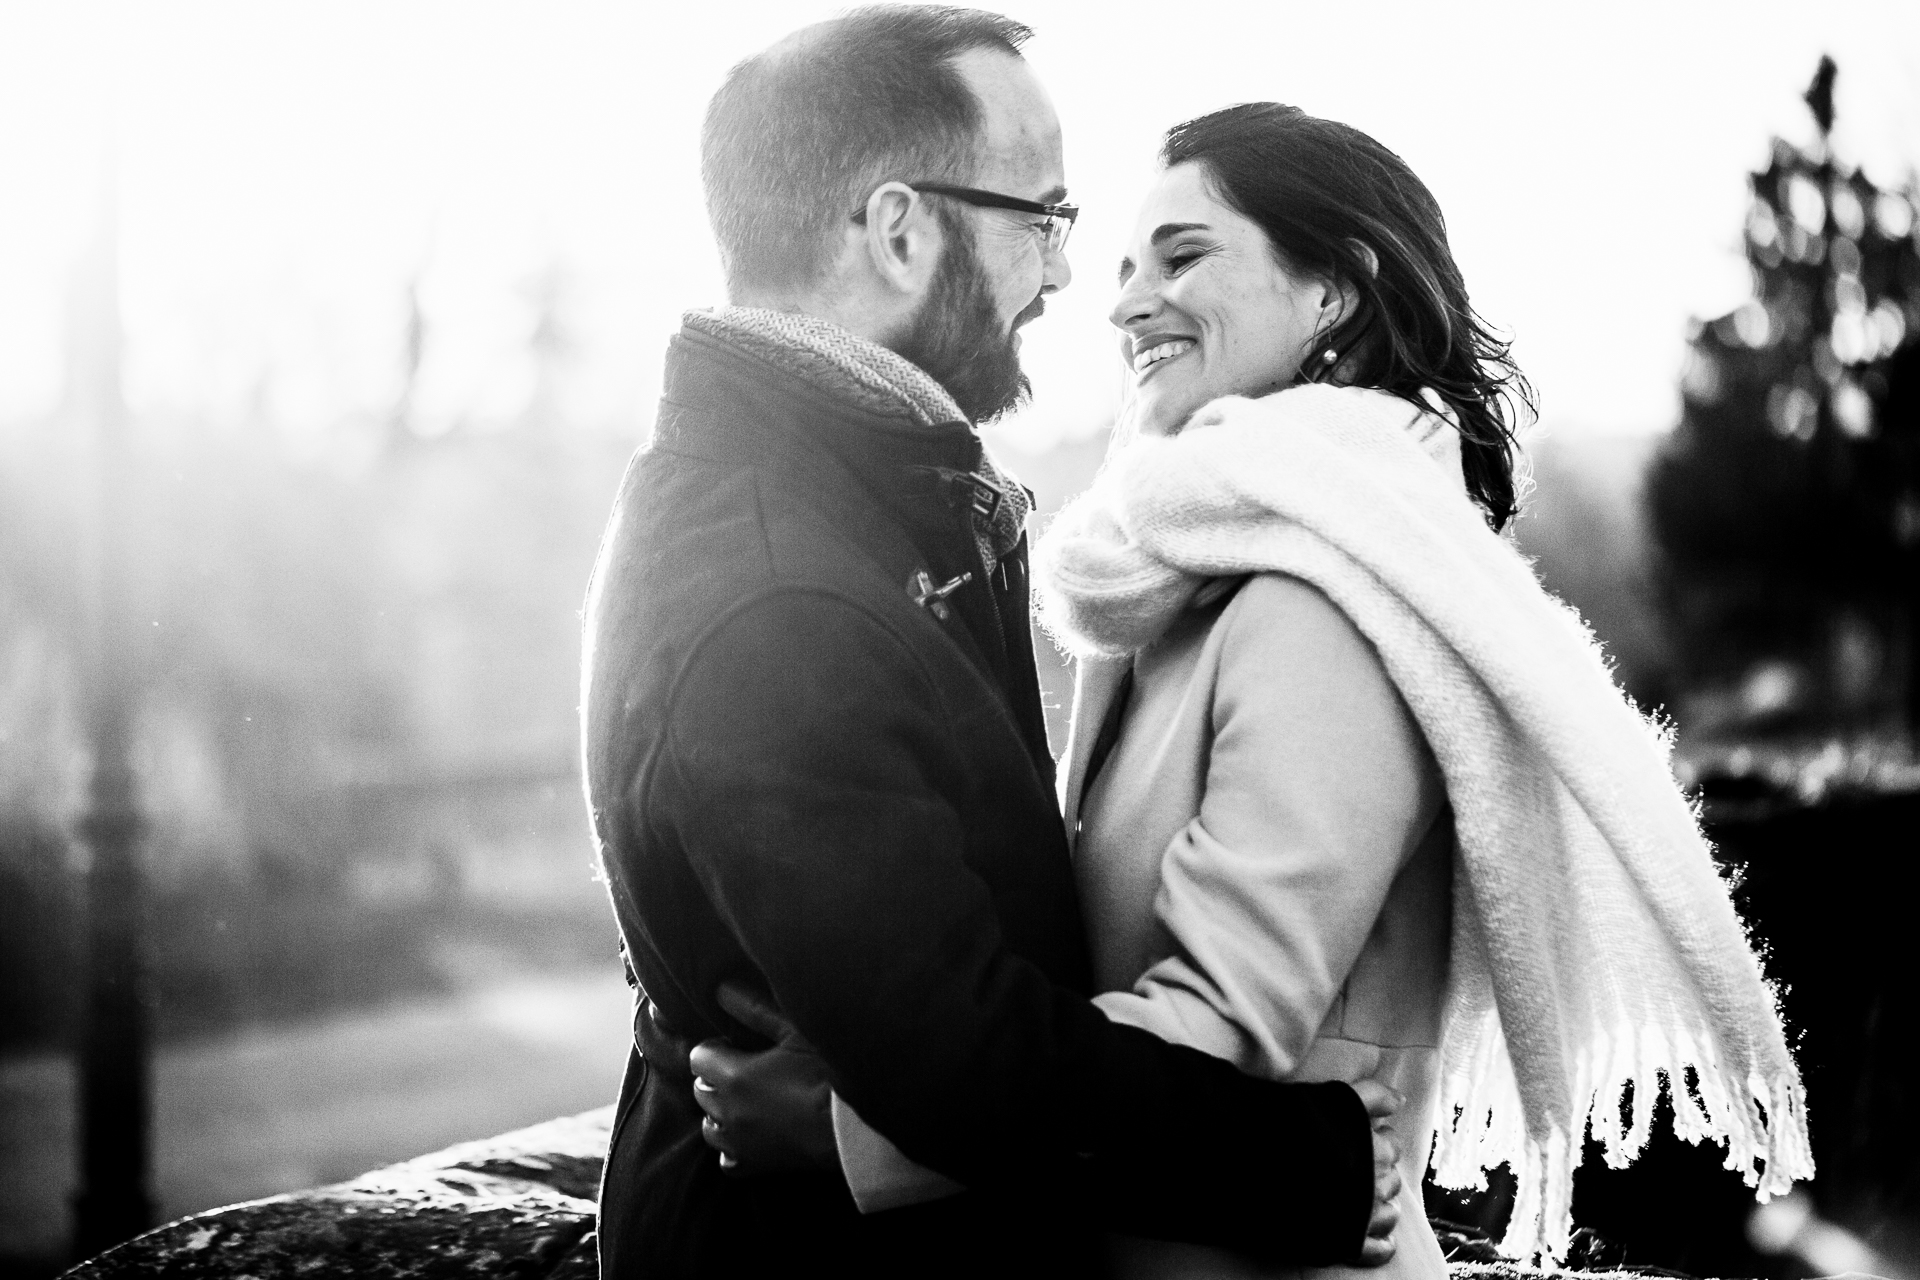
[1166,251,1203,275]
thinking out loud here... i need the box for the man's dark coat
[582,326,1374,1277]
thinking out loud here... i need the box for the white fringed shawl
[1033,384,1811,1262]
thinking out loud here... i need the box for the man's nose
[1042,241,1072,294]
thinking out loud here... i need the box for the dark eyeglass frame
[853,182,1078,254]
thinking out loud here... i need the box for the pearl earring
[1320,347,1338,365]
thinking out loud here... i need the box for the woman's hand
[688,982,839,1176]
[1351,1079,1404,1267]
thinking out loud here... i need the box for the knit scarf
[685,306,1031,573]
[1033,384,1812,1262]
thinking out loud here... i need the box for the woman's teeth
[1133,339,1195,373]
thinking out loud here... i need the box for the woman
[1035,102,1512,1280]
[691,103,1811,1274]
[1034,102,1807,1275]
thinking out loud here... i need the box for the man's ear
[858,182,943,298]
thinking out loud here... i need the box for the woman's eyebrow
[1150,221,1210,246]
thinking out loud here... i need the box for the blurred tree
[1647,57,1920,743]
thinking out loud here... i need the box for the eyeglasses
[854,183,1079,255]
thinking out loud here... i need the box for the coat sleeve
[830,1089,964,1213]
[653,585,1374,1260]
[1095,574,1446,1077]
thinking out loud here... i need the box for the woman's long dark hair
[1162,103,1533,530]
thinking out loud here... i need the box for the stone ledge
[64,1109,612,1279]
[63,1108,1655,1280]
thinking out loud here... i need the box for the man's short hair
[702,5,1033,296]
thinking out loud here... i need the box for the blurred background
[2,1,1917,1276]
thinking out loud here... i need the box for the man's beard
[889,212,1037,425]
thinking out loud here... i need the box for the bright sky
[2,0,1917,453]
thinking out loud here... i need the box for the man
[581,8,1396,1276]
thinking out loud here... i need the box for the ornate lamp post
[69,170,154,1260]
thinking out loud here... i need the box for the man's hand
[1351,1079,1404,1267]
[688,982,839,1176]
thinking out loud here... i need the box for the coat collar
[655,327,993,542]
[659,327,978,469]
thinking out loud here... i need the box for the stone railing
[59,1109,1673,1280]
[65,1109,611,1280]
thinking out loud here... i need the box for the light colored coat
[1039,384,1808,1262]
[1060,572,1454,1280]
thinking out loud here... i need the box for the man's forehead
[955,47,1064,195]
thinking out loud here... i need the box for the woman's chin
[1130,388,1199,439]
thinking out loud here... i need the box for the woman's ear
[1319,273,1361,330]
[1325,240,1375,324]
[1346,238,1380,279]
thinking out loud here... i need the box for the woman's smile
[1130,336,1197,378]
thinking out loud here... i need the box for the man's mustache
[1012,295,1047,331]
